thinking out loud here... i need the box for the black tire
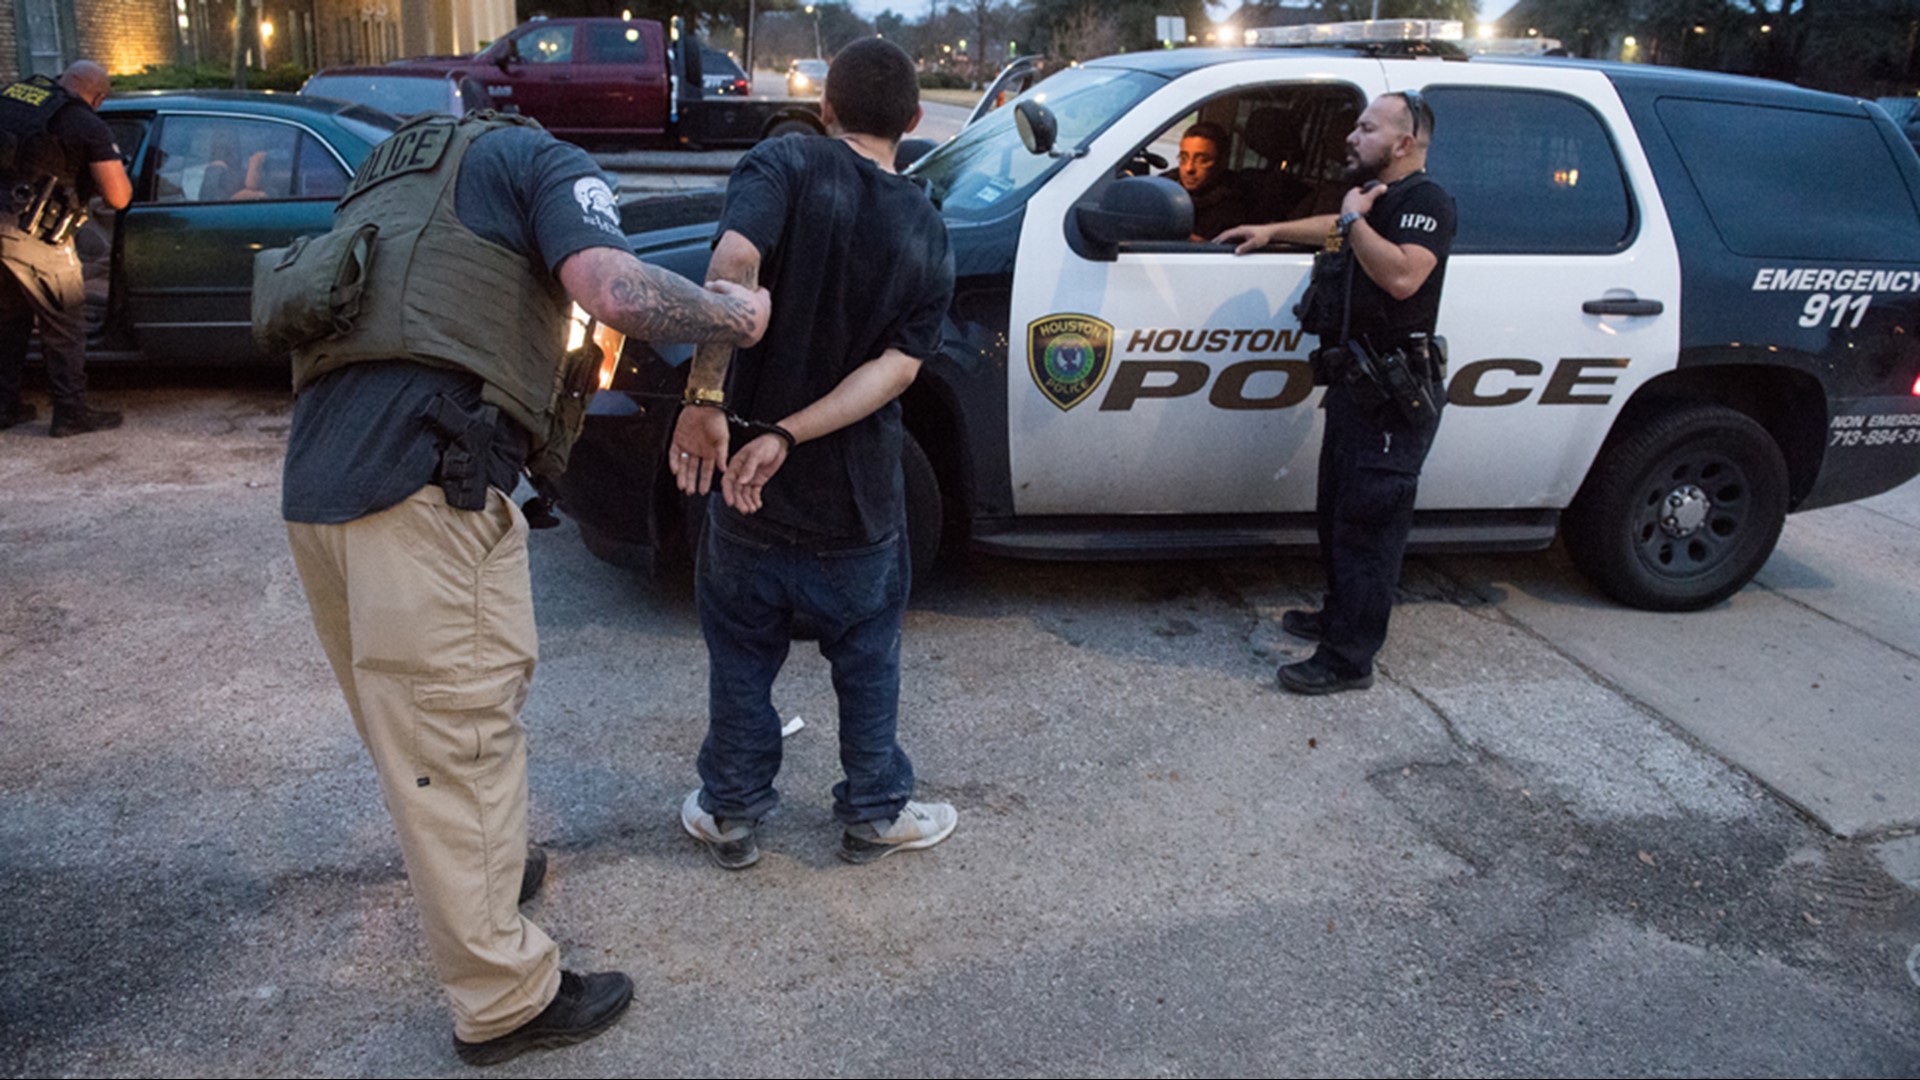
[766,118,818,139]
[1562,404,1788,612]
[901,429,942,590]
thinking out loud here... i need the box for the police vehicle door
[1008,64,1389,521]
[1390,66,1681,518]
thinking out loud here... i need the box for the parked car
[556,20,1920,612]
[1873,96,1920,153]
[85,91,398,363]
[701,47,750,97]
[300,67,490,117]
[786,58,828,97]
[391,17,822,147]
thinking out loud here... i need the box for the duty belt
[9,177,85,245]
[1394,334,1446,383]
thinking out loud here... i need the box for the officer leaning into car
[1217,90,1456,695]
[0,60,130,436]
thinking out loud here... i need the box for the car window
[913,67,1165,222]
[1656,97,1920,260]
[295,134,348,198]
[1125,82,1366,237]
[584,22,649,64]
[148,116,309,203]
[1423,86,1635,255]
[103,116,148,170]
[518,25,574,64]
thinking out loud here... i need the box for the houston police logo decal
[1028,314,1114,411]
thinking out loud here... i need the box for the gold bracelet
[683,386,726,406]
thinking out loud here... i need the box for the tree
[1027,0,1210,57]
[1306,0,1478,21]
[1051,3,1120,61]
[1511,0,1917,96]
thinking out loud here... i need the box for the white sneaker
[681,788,760,870]
[839,801,958,864]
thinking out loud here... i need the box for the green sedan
[91,90,398,363]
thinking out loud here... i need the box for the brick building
[3,0,515,83]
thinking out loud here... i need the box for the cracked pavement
[2,374,1917,1076]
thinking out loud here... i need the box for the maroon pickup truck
[392,16,823,147]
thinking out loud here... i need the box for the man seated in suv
[1163,121,1249,242]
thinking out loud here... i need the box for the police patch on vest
[1028,314,1114,411]
[2,81,52,107]
[344,120,454,201]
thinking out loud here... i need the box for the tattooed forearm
[603,262,757,343]
[687,232,762,393]
[559,246,758,345]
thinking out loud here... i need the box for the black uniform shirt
[1349,171,1455,348]
[281,125,630,525]
[47,100,119,196]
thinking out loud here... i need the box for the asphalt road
[2,367,1916,1076]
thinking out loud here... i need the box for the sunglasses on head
[1397,89,1433,139]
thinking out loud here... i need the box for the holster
[1330,338,1441,429]
[422,393,497,511]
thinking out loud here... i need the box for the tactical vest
[0,75,84,237]
[284,112,596,480]
[0,76,75,185]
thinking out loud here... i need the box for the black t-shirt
[715,135,953,543]
[281,125,630,525]
[1348,171,1455,348]
[48,100,118,197]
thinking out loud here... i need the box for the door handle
[1582,297,1664,316]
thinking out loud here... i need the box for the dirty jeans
[694,503,914,827]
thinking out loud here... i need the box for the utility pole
[231,0,248,88]
[744,0,757,84]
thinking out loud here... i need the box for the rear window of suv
[1424,86,1636,256]
[1656,97,1920,261]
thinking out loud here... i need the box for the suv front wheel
[1562,403,1789,612]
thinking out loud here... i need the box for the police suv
[556,20,1920,612]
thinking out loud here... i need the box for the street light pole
[745,0,757,86]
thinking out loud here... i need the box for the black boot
[49,404,123,438]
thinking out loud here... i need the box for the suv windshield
[912,66,1165,221]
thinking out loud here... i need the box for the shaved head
[59,61,111,107]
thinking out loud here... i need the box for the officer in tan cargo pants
[270,111,766,1065]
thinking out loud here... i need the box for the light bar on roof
[1246,19,1466,47]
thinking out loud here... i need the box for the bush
[916,69,969,90]
[115,62,312,93]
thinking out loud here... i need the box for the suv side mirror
[1015,100,1057,156]
[895,137,936,172]
[495,38,520,71]
[1073,176,1193,259]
